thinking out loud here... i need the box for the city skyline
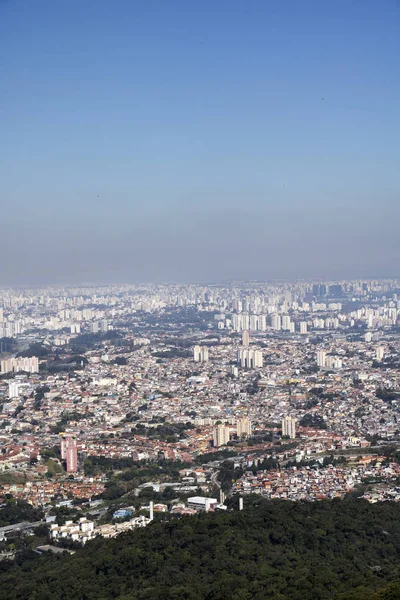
[1,1,400,596]
[1,276,400,597]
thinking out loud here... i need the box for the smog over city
[1,2,400,600]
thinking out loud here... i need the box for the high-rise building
[230,365,239,377]
[242,331,250,347]
[319,284,328,297]
[236,418,252,438]
[8,381,20,398]
[249,315,258,331]
[254,350,263,368]
[213,423,230,447]
[193,345,209,362]
[325,356,343,369]
[271,314,281,331]
[313,318,325,329]
[232,313,250,332]
[282,416,296,439]
[376,346,384,361]
[299,321,308,334]
[100,319,109,333]
[60,437,67,460]
[282,315,291,331]
[66,441,78,473]
[61,435,78,473]
[89,322,99,334]
[232,299,243,312]
[0,356,39,374]
[258,315,267,331]
[237,349,263,369]
[316,350,326,367]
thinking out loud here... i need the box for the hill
[0,498,400,600]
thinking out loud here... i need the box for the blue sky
[1,0,399,284]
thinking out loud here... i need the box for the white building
[213,423,230,447]
[89,322,99,334]
[187,497,218,512]
[237,349,263,369]
[325,356,343,370]
[299,321,308,334]
[282,416,296,439]
[316,350,326,368]
[8,382,20,398]
[236,417,252,438]
[1,356,39,374]
[271,314,281,331]
[193,345,209,363]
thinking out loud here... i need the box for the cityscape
[1,0,399,597]
[1,278,400,546]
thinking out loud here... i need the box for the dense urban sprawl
[1,279,400,553]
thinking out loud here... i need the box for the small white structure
[187,496,218,512]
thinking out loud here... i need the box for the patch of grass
[0,472,25,484]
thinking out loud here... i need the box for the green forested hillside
[0,498,400,600]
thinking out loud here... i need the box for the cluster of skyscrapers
[193,346,209,363]
[232,314,267,332]
[237,348,263,369]
[89,320,109,334]
[212,417,296,446]
[0,356,39,374]
[213,418,252,447]
[316,350,343,370]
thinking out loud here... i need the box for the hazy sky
[1,0,399,284]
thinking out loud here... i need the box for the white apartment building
[282,416,296,439]
[237,349,263,369]
[1,356,39,374]
[213,423,230,447]
[193,345,209,362]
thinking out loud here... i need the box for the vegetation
[300,413,327,429]
[68,331,121,352]
[17,343,49,358]
[0,498,44,527]
[51,411,94,433]
[375,388,400,404]
[0,472,26,485]
[113,356,128,365]
[83,457,192,501]
[133,421,194,442]
[44,459,64,477]
[84,456,138,476]
[338,580,400,599]
[0,337,17,354]
[195,449,239,464]
[1,498,400,599]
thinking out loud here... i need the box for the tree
[1,499,400,599]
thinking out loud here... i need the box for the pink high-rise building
[60,435,78,472]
